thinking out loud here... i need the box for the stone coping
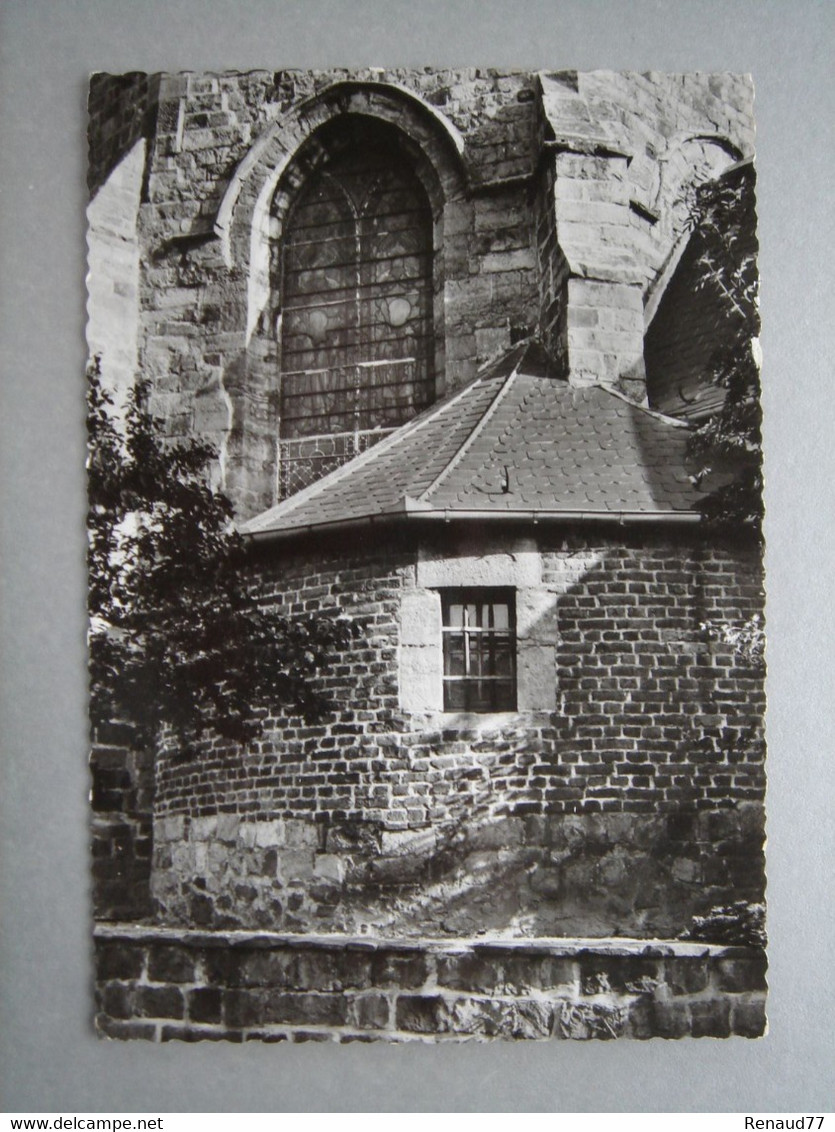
[94,923,757,959]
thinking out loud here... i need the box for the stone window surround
[213,81,466,357]
[399,538,558,724]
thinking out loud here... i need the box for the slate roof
[242,343,705,540]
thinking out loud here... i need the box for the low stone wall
[94,926,766,1042]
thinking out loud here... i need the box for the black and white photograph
[4,0,835,1115]
[86,68,768,1044]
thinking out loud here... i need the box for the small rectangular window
[441,588,516,712]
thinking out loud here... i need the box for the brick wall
[149,528,765,938]
[546,539,766,814]
[94,926,767,1042]
[153,543,411,822]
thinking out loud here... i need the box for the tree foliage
[687,163,762,536]
[683,900,766,948]
[87,360,353,752]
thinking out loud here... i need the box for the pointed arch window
[275,121,436,497]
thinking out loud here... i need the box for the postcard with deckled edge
[88,69,765,1042]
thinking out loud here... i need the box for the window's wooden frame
[440,588,517,712]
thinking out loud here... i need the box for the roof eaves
[245,504,702,545]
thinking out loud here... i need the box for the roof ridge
[600,384,693,429]
[241,377,488,533]
[455,379,544,503]
[418,367,519,503]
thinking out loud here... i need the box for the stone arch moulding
[211,81,469,342]
[643,134,749,327]
[651,132,747,224]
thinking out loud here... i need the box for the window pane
[277,121,435,499]
[491,603,509,630]
[492,639,514,677]
[446,603,464,628]
[443,676,516,713]
[444,681,469,711]
[468,635,484,677]
[444,637,466,676]
[490,680,516,710]
[474,680,493,711]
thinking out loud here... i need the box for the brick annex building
[88,70,766,1041]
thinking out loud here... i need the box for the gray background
[1,0,833,1113]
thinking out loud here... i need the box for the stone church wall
[88,70,756,516]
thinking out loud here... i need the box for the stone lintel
[417,539,541,589]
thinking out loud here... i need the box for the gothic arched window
[274,119,436,497]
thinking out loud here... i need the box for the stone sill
[94,922,758,959]
[403,709,555,733]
